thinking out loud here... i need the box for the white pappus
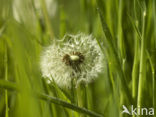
[40,33,104,88]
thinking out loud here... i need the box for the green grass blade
[0,80,104,117]
[96,2,133,104]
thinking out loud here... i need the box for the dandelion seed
[40,33,104,88]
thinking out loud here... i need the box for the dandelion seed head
[40,33,104,88]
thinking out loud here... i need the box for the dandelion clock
[40,33,104,88]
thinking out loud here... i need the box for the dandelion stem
[77,83,87,117]
[71,79,76,104]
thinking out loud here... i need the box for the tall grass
[0,0,155,117]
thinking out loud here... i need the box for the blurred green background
[0,0,155,117]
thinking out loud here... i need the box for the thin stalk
[153,0,156,110]
[152,72,155,109]
[4,45,9,117]
[146,51,155,109]
[40,0,54,39]
[117,0,125,60]
[117,2,127,111]
[119,2,126,109]
[154,0,156,48]
[0,80,103,117]
[70,79,77,116]
[109,69,120,117]
[152,73,155,109]
[86,85,93,112]
[71,79,76,104]
[77,84,86,117]
[137,11,146,116]
[132,21,139,101]
[132,0,139,106]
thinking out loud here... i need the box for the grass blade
[96,2,133,104]
[0,80,104,117]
